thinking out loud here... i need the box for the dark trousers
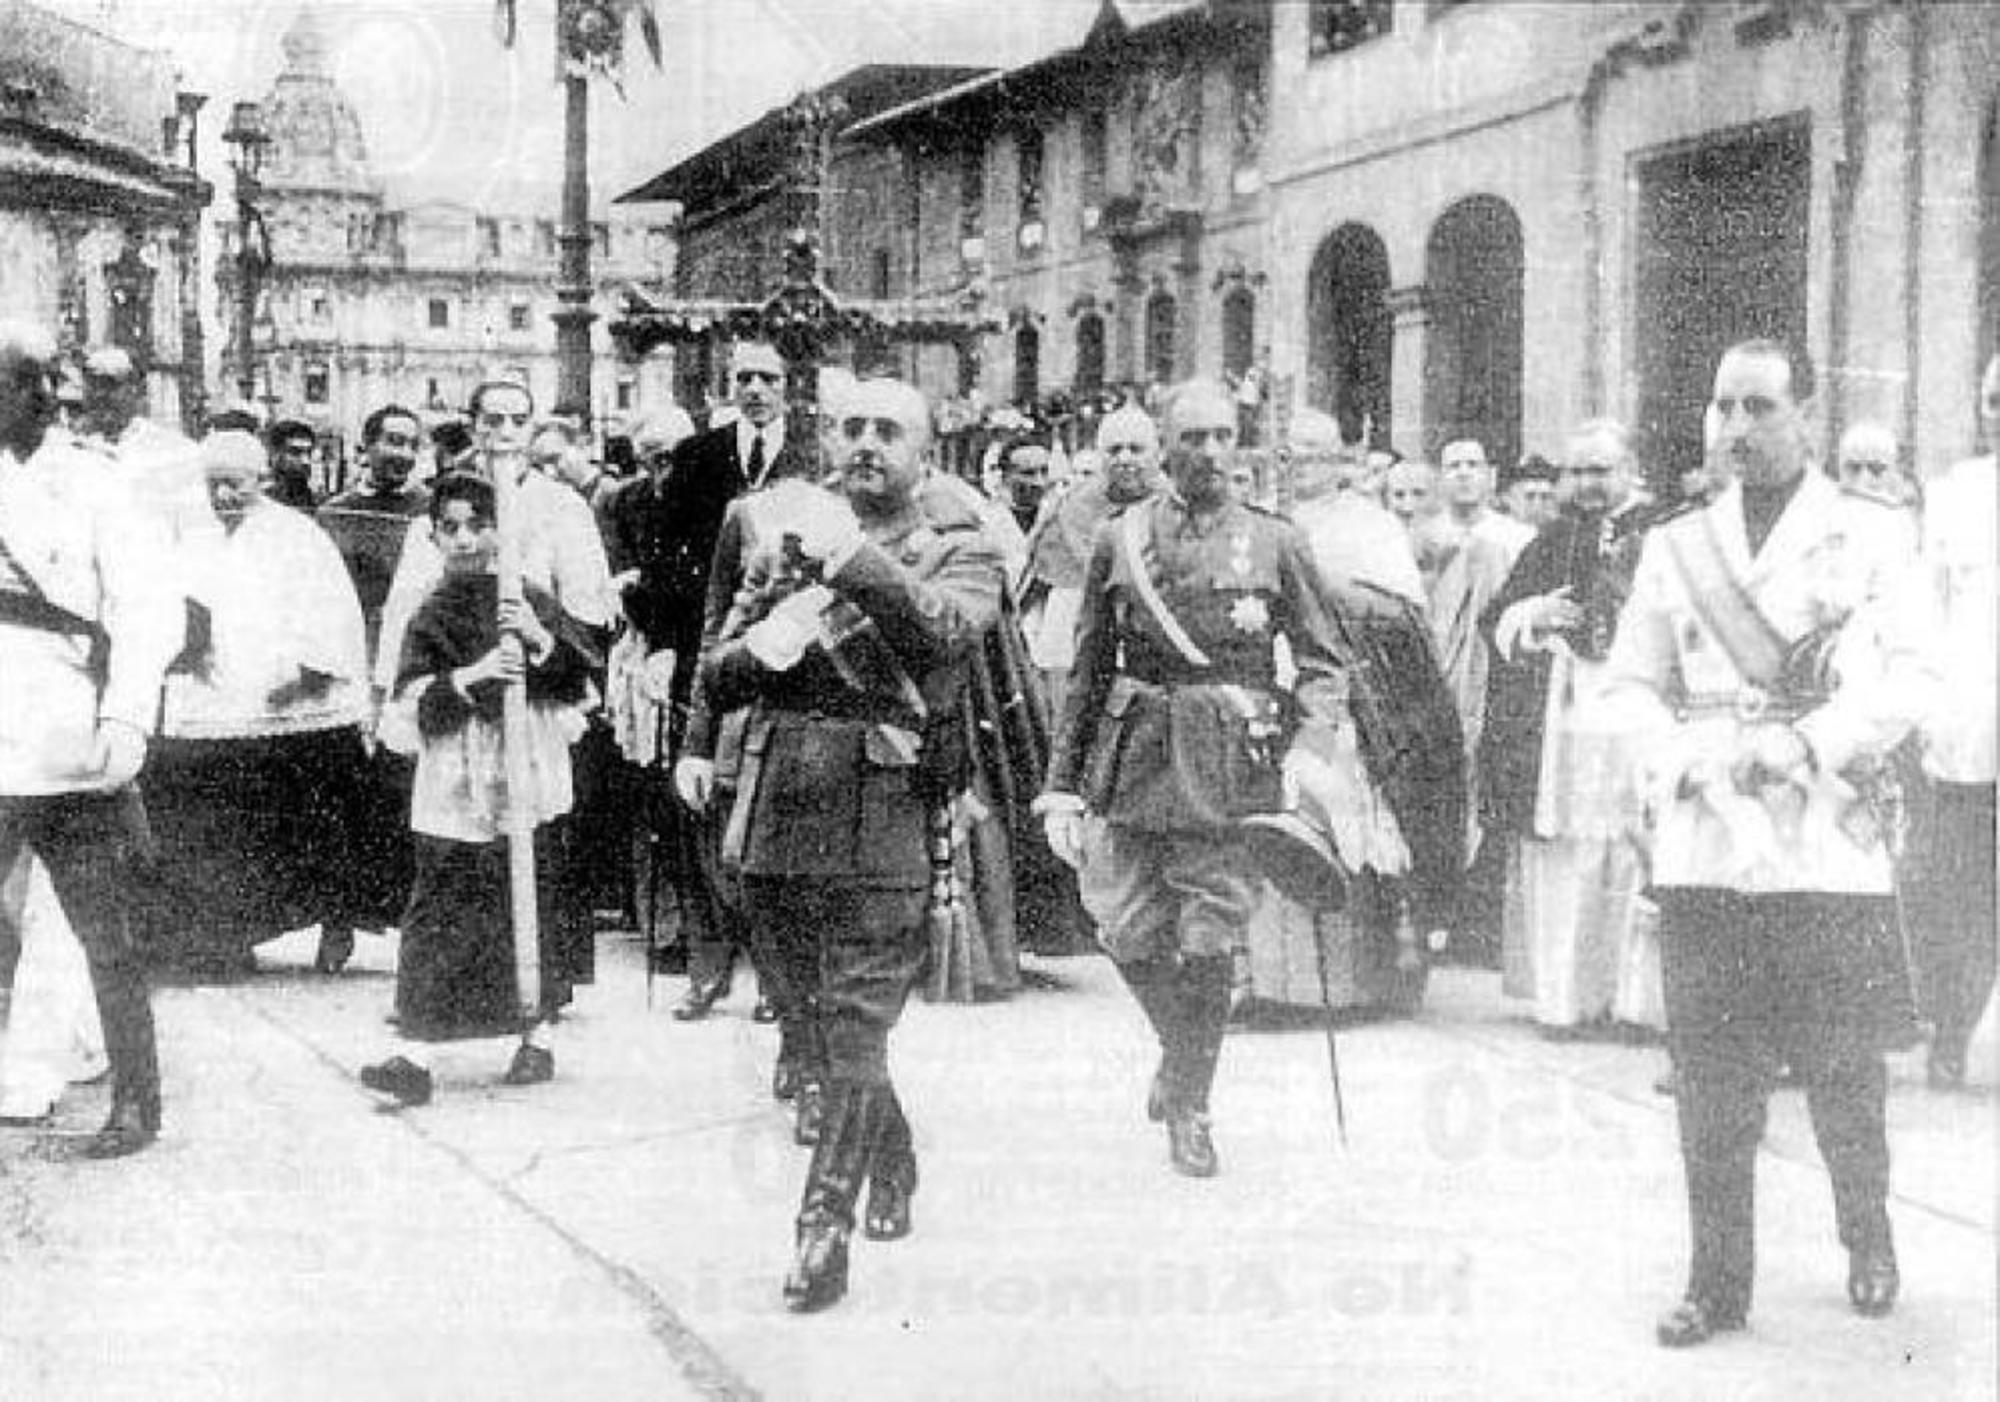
[741,878,926,1087]
[0,788,160,1112]
[1656,888,1900,1318]
[1905,781,1997,1061]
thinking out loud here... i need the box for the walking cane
[489,444,542,1028]
[1306,907,1350,1149]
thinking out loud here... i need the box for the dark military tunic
[1047,490,1350,828]
[1045,490,1350,962]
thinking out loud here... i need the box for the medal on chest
[1228,594,1270,634]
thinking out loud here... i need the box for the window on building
[592,222,610,258]
[306,288,332,325]
[304,363,329,405]
[958,143,985,245]
[1017,127,1045,227]
[535,220,557,257]
[616,379,635,412]
[870,248,892,300]
[1145,293,1178,384]
[477,217,501,258]
[1222,289,1256,382]
[1309,0,1394,57]
[1080,109,1107,228]
[509,302,532,332]
[428,298,451,329]
[1074,313,1106,394]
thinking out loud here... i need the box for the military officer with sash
[1038,380,1351,1179]
[1607,339,1932,1347]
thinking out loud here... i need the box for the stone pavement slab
[2,929,1993,1401]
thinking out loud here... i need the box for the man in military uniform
[678,378,1003,1312]
[1608,340,1930,1346]
[1038,380,1351,1178]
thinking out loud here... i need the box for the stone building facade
[220,7,676,462]
[842,1,1274,439]
[0,0,210,429]
[617,63,986,414]
[835,0,1996,486]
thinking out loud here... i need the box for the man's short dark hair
[205,406,262,435]
[428,471,495,525]
[1505,453,1559,488]
[268,418,315,450]
[1724,337,1816,403]
[468,379,534,420]
[362,403,419,445]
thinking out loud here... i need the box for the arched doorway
[1425,195,1523,471]
[1074,312,1106,394]
[1145,292,1178,386]
[1306,224,1392,447]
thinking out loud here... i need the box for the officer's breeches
[1079,824,1257,964]
[742,878,926,1086]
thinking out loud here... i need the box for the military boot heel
[782,1081,877,1313]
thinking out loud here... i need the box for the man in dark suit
[609,343,806,1021]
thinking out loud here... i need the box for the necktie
[745,433,766,484]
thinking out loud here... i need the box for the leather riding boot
[1162,957,1231,1179]
[1117,960,1182,1123]
[863,1086,917,1242]
[785,1080,881,1313]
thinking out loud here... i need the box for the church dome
[258,3,378,196]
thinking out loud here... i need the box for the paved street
[1,928,1993,1402]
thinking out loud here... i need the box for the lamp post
[221,99,271,406]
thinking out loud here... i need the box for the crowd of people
[0,315,1991,1342]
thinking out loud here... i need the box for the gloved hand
[1033,792,1088,869]
[756,479,865,568]
[742,584,833,671]
[674,756,715,812]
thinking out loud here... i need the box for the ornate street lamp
[221,99,272,405]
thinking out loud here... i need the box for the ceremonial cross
[608,93,996,461]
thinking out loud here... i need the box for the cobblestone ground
[2,929,1993,1402]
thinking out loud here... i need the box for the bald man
[1040,381,1352,1178]
[1834,423,1913,510]
[0,323,180,1157]
[1286,408,1424,607]
[1480,420,1667,1034]
[1018,404,1166,711]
